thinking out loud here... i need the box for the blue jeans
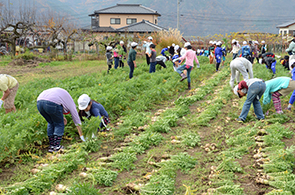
[239,81,266,121]
[37,100,64,136]
[149,61,157,73]
[128,61,134,79]
[176,64,193,83]
[114,57,119,69]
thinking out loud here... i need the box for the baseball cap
[148,36,153,40]
[131,42,138,47]
[78,94,91,110]
[184,42,191,48]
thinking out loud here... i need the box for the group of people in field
[230,35,295,122]
[1,35,295,153]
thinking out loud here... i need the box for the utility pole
[177,0,180,30]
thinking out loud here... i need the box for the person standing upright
[127,42,138,79]
[143,36,153,66]
[215,41,223,71]
[260,40,267,54]
[231,39,240,60]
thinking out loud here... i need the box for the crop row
[0,58,214,164]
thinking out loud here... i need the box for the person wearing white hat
[215,41,223,71]
[230,39,240,60]
[78,94,110,132]
[143,36,153,66]
[37,87,86,153]
[119,41,127,68]
[105,46,113,73]
[229,57,254,89]
[208,41,215,64]
[253,41,260,63]
[176,44,200,90]
[234,78,266,122]
[127,42,138,79]
[241,41,251,62]
[260,40,267,54]
[169,43,175,57]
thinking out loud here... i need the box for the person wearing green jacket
[263,77,295,114]
[127,42,138,79]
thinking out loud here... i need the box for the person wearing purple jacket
[37,87,86,153]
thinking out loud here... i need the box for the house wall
[279,24,295,38]
[99,14,158,28]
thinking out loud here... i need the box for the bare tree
[0,0,36,56]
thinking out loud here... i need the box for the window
[110,18,120,24]
[127,18,137,24]
[155,19,157,24]
[284,30,287,36]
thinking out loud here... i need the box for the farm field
[0,56,295,195]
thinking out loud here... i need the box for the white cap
[213,41,217,45]
[184,42,191,48]
[209,40,213,44]
[120,41,124,44]
[243,41,247,45]
[217,41,222,46]
[172,43,175,47]
[131,42,138,47]
[290,59,295,68]
[174,45,179,51]
[231,39,236,44]
[233,85,247,98]
[78,94,91,110]
[254,41,259,44]
[148,36,153,40]
[261,40,265,44]
[233,85,240,97]
[106,46,112,50]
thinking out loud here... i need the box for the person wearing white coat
[229,57,254,88]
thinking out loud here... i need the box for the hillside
[8,0,295,36]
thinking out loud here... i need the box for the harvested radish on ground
[49,192,57,195]
[257,129,267,136]
[31,168,39,174]
[125,183,143,191]
[171,139,181,143]
[55,184,67,192]
[79,172,88,178]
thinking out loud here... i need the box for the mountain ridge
[8,0,295,36]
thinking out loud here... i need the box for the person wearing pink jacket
[177,42,200,90]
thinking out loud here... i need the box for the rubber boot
[54,135,64,152]
[188,82,191,90]
[48,135,55,153]
[180,73,187,82]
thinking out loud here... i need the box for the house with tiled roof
[83,4,165,33]
[277,19,295,38]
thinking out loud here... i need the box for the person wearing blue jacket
[78,94,110,132]
[286,60,295,111]
[241,41,252,62]
[161,47,169,57]
[215,41,223,71]
[263,77,295,114]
